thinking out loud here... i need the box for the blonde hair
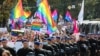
[2,50,12,56]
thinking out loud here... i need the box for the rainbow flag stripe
[31,22,42,31]
[37,0,57,33]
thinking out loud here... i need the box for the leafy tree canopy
[0,0,100,23]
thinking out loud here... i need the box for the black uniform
[53,42,65,56]
[43,44,55,56]
[72,43,79,56]
[41,49,52,56]
[88,38,97,56]
[54,43,60,56]
[46,37,61,56]
[59,43,66,56]
[65,42,71,56]
[34,41,48,56]
[0,47,3,56]
[51,44,59,56]
[64,37,73,56]
[33,49,46,56]
[55,37,65,56]
[77,40,89,56]
[97,38,100,56]
[17,48,33,56]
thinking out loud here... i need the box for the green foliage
[0,0,16,22]
[0,0,100,23]
[48,0,100,20]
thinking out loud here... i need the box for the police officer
[64,37,72,56]
[77,34,89,56]
[47,37,59,56]
[33,41,46,56]
[42,38,55,56]
[0,47,3,56]
[17,39,33,56]
[69,37,79,56]
[88,34,97,56]
[67,38,76,56]
[2,39,16,56]
[56,37,65,56]
[0,40,3,56]
[97,37,100,56]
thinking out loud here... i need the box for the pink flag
[73,19,79,33]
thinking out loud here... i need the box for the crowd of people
[0,29,100,56]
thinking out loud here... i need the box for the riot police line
[0,33,100,56]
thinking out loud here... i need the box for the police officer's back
[2,39,16,56]
[56,37,65,56]
[42,38,55,56]
[88,34,97,56]
[17,39,33,56]
[46,37,59,56]
[97,37,100,56]
[77,34,89,56]
[0,47,3,56]
[0,40,3,56]
[33,41,46,56]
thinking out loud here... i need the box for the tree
[0,0,16,27]
[0,0,100,27]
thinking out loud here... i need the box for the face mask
[43,42,48,45]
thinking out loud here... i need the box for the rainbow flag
[37,0,57,33]
[10,0,24,19]
[10,0,31,21]
[52,9,58,22]
[65,10,72,22]
[31,21,42,31]
[10,0,31,29]
[19,11,31,22]
[34,11,43,22]
[24,11,31,18]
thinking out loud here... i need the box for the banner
[11,29,24,36]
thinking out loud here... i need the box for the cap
[79,33,86,37]
[47,38,52,41]
[34,41,41,46]
[51,36,55,38]
[65,37,72,40]
[2,39,8,42]
[56,37,60,39]
[22,39,28,43]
